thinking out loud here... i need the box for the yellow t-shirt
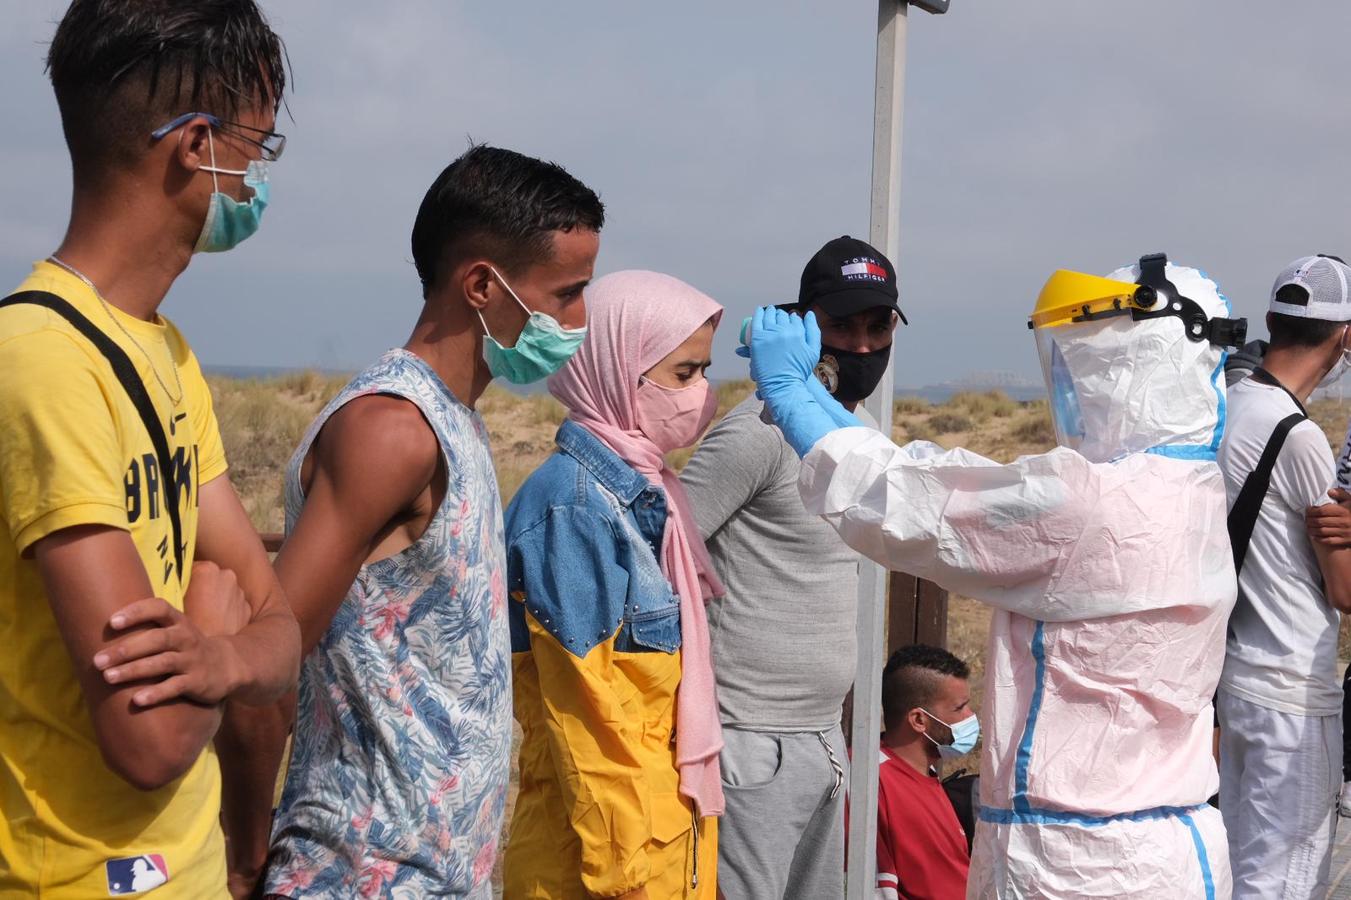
[0,261,229,898]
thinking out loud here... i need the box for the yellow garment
[505,611,717,899]
[0,261,229,897]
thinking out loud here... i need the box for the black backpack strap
[940,770,978,852]
[1227,411,1308,573]
[0,290,183,582]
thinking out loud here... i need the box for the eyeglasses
[150,112,286,161]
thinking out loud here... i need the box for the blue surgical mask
[921,708,980,761]
[195,130,269,253]
[476,266,587,384]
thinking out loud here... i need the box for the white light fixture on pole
[847,1,947,896]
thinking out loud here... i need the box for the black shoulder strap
[1227,411,1308,573]
[940,770,978,852]
[0,290,183,582]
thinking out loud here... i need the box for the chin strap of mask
[1132,252,1248,348]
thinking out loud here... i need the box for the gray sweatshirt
[681,397,865,732]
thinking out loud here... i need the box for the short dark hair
[1268,312,1344,350]
[410,144,605,298]
[47,0,287,175]
[882,644,970,732]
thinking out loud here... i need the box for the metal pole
[845,1,907,897]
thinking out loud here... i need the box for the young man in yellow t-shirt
[0,2,300,896]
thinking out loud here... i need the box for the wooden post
[886,572,949,650]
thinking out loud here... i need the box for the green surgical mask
[477,267,587,384]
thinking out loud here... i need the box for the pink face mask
[635,377,719,453]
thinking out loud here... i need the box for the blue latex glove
[738,311,866,430]
[747,306,819,389]
[744,307,861,457]
[805,371,866,430]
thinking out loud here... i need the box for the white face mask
[1319,325,1351,389]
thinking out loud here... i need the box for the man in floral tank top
[221,145,603,898]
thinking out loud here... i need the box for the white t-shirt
[1218,373,1340,716]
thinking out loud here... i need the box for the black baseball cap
[789,235,906,324]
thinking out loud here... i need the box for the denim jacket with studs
[506,419,682,658]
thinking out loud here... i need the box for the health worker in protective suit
[743,254,1246,898]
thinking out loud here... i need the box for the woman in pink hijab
[503,270,725,899]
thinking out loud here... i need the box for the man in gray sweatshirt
[681,236,903,899]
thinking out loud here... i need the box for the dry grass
[894,395,930,416]
[889,391,1063,463]
[927,412,977,435]
[209,372,349,533]
[478,387,569,504]
[948,390,1019,421]
[1307,398,1351,451]
[1011,407,1056,446]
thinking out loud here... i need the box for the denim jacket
[506,419,682,657]
[504,421,710,896]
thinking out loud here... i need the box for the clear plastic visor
[1034,326,1085,450]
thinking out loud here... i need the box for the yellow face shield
[1027,270,1155,332]
[1028,257,1248,346]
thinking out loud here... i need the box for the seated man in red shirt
[876,644,977,900]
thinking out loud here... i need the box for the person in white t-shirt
[1218,253,1351,898]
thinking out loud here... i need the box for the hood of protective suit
[1037,262,1230,463]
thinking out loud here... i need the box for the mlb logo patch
[105,854,168,895]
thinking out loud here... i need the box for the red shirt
[875,746,970,900]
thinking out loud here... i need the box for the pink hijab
[548,270,727,817]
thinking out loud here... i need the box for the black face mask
[815,344,891,405]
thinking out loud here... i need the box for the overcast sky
[4,1,1350,387]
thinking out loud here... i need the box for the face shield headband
[1129,253,1248,347]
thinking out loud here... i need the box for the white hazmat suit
[747,257,1246,899]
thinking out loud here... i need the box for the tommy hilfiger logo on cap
[795,235,905,322]
[840,257,889,283]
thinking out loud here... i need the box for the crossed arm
[1305,487,1351,613]
[33,475,299,792]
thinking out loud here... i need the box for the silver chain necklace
[46,255,184,406]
